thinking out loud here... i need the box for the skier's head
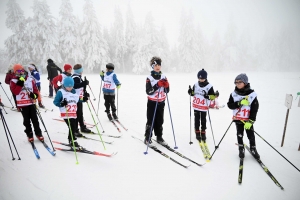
[13,64,25,77]
[197,69,207,82]
[27,64,36,71]
[47,59,53,64]
[235,73,248,89]
[64,64,73,74]
[106,63,115,72]
[74,64,83,74]
[150,56,162,72]
[63,76,74,91]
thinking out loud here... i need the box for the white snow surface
[0,72,299,200]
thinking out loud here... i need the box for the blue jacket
[53,88,80,107]
[100,71,121,94]
[31,70,40,87]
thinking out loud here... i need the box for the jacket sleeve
[53,91,63,107]
[227,94,240,110]
[73,76,84,89]
[5,73,12,84]
[47,65,51,79]
[249,97,259,121]
[57,66,62,74]
[32,71,40,81]
[52,75,62,89]
[207,86,215,95]
[32,80,39,96]
[10,80,23,96]
[113,74,120,85]
[146,78,159,95]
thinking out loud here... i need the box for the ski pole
[206,100,216,147]
[87,98,105,133]
[117,87,119,117]
[209,121,233,160]
[144,88,161,155]
[86,100,106,150]
[241,120,300,173]
[0,82,14,108]
[97,79,103,116]
[85,76,96,101]
[165,88,178,149]
[0,108,21,160]
[189,85,193,145]
[65,103,79,164]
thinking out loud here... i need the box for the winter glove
[157,80,164,87]
[29,92,37,99]
[16,77,25,87]
[60,98,68,107]
[188,85,194,96]
[209,95,216,100]
[100,71,105,76]
[83,92,90,102]
[239,99,249,106]
[117,84,121,89]
[244,120,254,130]
[162,79,169,88]
[82,80,89,86]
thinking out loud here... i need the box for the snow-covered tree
[81,0,109,71]
[156,24,171,72]
[27,0,61,66]
[5,0,31,64]
[124,3,137,72]
[110,6,127,72]
[178,10,200,72]
[58,0,84,64]
[0,49,10,72]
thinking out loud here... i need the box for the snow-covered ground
[0,72,299,200]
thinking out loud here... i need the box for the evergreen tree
[82,0,109,71]
[58,0,84,64]
[5,0,30,64]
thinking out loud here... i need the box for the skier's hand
[100,71,105,76]
[162,79,169,88]
[188,85,194,96]
[29,92,37,99]
[83,92,90,102]
[16,77,25,87]
[83,77,89,86]
[157,80,164,87]
[244,120,254,130]
[208,95,216,100]
[60,98,68,107]
[116,84,121,89]
[239,99,249,106]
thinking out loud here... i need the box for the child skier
[27,64,45,108]
[52,64,73,93]
[188,69,215,142]
[144,56,170,146]
[72,64,91,135]
[209,90,220,109]
[227,73,260,159]
[99,63,121,120]
[5,65,18,109]
[10,64,44,142]
[53,76,84,149]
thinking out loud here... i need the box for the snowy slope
[0,72,299,200]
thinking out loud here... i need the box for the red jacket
[10,75,39,108]
[5,73,14,85]
[52,74,63,89]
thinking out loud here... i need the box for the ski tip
[206,159,211,163]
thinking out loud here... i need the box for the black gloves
[29,92,38,99]
[188,85,194,96]
[82,80,89,86]
[16,77,25,87]
[60,98,68,107]
[83,92,90,102]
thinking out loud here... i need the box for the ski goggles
[16,69,25,73]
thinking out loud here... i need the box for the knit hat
[106,63,114,70]
[63,77,74,88]
[197,69,207,79]
[235,73,248,84]
[73,64,83,74]
[47,59,53,63]
[13,64,24,73]
[64,64,72,71]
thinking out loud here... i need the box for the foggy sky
[0,0,300,49]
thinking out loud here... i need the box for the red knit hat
[64,64,72,71]
[13,64,24,73]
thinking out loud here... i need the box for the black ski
[238,158,244,184]
[57,132,114,144]
[153,139,205,167]
[83,131,122,138]
[245,145,284,190]
[132,135,190,168]
[53,141,117,157]
[110,120,121,132]
[30,141,40,159]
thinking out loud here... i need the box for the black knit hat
[197,69,207,79]
[47,59,53,63]
[106,63,114,70]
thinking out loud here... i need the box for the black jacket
[47,62,62,80]
[227,83,259,122]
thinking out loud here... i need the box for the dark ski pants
[194,110,207,131]
[64,118,77,142]
[76,102,85,129]
[20,104,42,138]
[49,79,54,96]
[145,100,165,138]
[235,122,256,147]
[104,94,116,113]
